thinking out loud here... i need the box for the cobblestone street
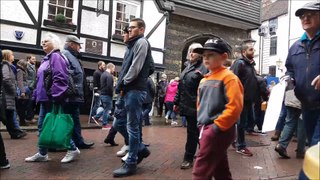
[0,116,303,179]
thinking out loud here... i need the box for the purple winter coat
[34,49,68,103]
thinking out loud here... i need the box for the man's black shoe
[275,144,290,159]
[77,142,94,149]
[11,131,27,139]
[137,147,150,164]
[113,163,137,177]
[104,138,119,146]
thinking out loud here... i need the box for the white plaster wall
[25,0,40,20]
[1,0,34,24]
[82,0,109,11]
[152,50,163,64]
[250,28,261,72]
[142,0,166,50]
[0,24,37,45]
[80,10,109,38]
[110,43,126,58]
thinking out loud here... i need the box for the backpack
[43,52,76,98]
[146,39,155,75]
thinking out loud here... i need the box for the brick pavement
[0,120,303,180]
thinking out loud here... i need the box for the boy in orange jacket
[192,38,244,180]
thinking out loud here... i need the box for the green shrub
[55,13,66,23]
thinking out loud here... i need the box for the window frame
[47,0,74,23]
[112,0,140,40]
[270,36,277,56]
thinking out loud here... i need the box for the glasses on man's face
[299,12,319,20]
[128,26,138,31]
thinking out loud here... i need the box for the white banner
[262,81,287,132]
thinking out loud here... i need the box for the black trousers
[2,110,22,137]
[16,98,28,124]
[184,115,199,162]
[0,133,7,164]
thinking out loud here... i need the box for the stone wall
[164,14,249,79]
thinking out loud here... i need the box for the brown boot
[271,130,281,141]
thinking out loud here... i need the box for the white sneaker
[171,121,178,126]
[116,145,129,157]
[61,148,80,163]
[165,115,169,124]
[25,153,48,162]
[121,152,129,162]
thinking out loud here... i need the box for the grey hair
[43,33,61,50]
[187,43,203,60]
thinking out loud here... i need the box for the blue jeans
[95,95,112,126]
[165,102,176,120]
[142,103,152,125]
[182,116,187,126]
[275,102,287,131]
[237,101,253,150]
[301,107,320,146]
[91,95,100,117]
[124,90,147,165]
[13,111,20,129]
[63,102,85,146]
[37,102,77,155]
[278,107,306,153]
[113,97,129,145]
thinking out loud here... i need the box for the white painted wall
[110,43,126,58]
[143,0,166,49]
[1,0,35,24]
[142,0,166,65]
[82,0,109,11]
[0,24,37,45]
[80,10,109,38]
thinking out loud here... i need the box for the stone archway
[181,33,222,71]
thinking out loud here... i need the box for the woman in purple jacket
[25,33,80,163]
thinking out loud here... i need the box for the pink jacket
[165,81,179,103]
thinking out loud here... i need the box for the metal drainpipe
[288,0,292,50]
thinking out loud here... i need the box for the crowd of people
[0,2,319,179]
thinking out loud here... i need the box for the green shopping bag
[38,104,74,149]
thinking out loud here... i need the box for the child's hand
[173,105,179,112]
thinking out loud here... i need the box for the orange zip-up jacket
[197,66,244,132]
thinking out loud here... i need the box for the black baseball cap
[295,2,320,17]
[193,38,232,55]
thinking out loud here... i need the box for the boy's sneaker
[102,124,112,130]
[171,121,178,126]
[121,152,128,162]
[61,148,80,163]
[117,145,129,157]
[236,148,253,156]
[25,153,49,162]
[165,115,169,124]
[0,160,10,169]
[180,160,193,169]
